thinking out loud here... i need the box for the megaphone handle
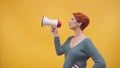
[51,26,57,35]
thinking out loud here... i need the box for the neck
[73,28,85,37]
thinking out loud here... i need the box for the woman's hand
[51,26,59,37]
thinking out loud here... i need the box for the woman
[51,12,106,68]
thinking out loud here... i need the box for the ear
[77,22,82,26]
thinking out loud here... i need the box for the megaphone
[41,16,62,28]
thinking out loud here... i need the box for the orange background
[1,0,120,68]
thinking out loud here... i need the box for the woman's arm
[51,26,66,56]
[86,39,106,68]
[54,37,66,55]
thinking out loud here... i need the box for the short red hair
[73,12,90,30]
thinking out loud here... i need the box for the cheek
[69,22,77,28]
[69,19,77,27]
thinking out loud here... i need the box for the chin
[69,27,74,30]
[69,26,75,30]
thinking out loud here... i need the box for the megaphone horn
[41,16,62,28]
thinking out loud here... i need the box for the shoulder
[85,38,93,44]
[84,38,95,47]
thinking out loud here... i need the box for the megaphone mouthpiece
[57,20,62,27]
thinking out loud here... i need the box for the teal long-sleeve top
[54,36,106,68]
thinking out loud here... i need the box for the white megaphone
[41,16,62,28]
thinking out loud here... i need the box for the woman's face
[69,16,79,29]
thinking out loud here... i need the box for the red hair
[73,12,90,30]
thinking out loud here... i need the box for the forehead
[71,16,76,19]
